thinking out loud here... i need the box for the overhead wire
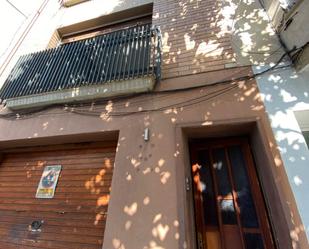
[0,39,307,120]
[0,63,290,120]
[57,49,294,117]
[0,66,288,120]
[67,84,239,117]
[0,0,50,77]
[5,0,27,18]
[0,83,238,120]
[68,64,292,117]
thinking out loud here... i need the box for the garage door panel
[0,176,112,185]
[0,164,114,174]
[2,147,116,161]
[0,192,111,200]
[0,175,113,183]
[0,237,101,249]
[0,167,114,176]
[0,203,108,213]
[0,241,37,249]
[0,197,110,206]
[0,182,111,192]
[0,142,115,249]
[0,227,103,244]
[1,158,115,168]
[1,156,115,168]
[0,221,104,236]
[0,183,112,194]
[0,211,106,228]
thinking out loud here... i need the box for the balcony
[0,24,161,110]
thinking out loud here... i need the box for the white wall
[254,64,309,237]
[0,0,44,66]
[262,0,309,50]
[229,0,309,238]
[279,0,309,50]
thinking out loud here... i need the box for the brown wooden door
[190,138,275,249]
[0,142,116,249]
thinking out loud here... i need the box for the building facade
[0,0,308,249]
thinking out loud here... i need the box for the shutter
[0,142,116,249]
[61,15,152,43]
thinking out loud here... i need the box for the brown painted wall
[0,67,306,248]
[153,0,236,79]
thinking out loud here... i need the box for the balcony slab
[6,76,154,110]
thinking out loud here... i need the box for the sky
[0,0,44,65]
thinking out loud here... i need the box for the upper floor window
[47,4,153,48]
[62,14,152,44]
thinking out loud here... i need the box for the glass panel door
[190,138,275,249]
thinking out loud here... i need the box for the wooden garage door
[0,142,116,249]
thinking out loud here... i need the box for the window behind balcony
[47,4,153,48]
[61,14,152,44]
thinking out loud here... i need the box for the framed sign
[36,165,62,198]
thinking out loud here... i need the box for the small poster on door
[36,165,62,199]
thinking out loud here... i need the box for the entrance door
[190,138,275,249]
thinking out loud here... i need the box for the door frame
[174,118,307,249]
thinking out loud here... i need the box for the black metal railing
[0,24,161,101]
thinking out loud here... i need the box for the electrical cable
[67,84,238,117]
[290,41,309,65]
[0,63,290,120]
[0,83,237,120]
[0,64,284,120]
[0,0,50,77]
[65,55,292,115]
[1,41,307,120]
[67,62,293,118]
[5,0,27,18]
[0,18,29,61]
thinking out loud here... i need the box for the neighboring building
[258,0,309,242]
[243,0,309,246]
[0,1,308,249]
